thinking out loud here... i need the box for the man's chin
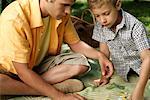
[56,16,63,20]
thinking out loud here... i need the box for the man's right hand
[93,75,109,87]
[98,53,114,78]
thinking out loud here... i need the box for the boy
[88,0,150,100]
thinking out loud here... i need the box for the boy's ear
[115,0,121,10]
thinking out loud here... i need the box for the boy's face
[92,2,120,28]
[45,0,74,19]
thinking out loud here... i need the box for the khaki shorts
[34,52,91,76]
[0,53,91,80]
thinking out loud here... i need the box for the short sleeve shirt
[92,9,150,81]
[0,0,80,74]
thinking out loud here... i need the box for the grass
[122,1,150,32]
[72,1,150,34]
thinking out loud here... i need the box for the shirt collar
[101,9,127,41]
[116,9,126,31]
[29,0,65,28]
[29,0,43,28]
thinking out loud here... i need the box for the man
[0,0,113,99]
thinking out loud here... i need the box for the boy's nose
[100,17,107,24]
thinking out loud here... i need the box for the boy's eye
[95,15,100,18]
[104,12,109,15]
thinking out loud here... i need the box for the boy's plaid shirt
[92,9,150,81]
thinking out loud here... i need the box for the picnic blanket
[6,59,150,100]
[2,45,150,100]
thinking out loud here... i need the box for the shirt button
[119,46,122,49]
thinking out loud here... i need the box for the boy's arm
[131,49,150,100]
[13,62,65,99]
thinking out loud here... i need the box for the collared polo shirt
[92,9,150,81]
[0,0,80,74]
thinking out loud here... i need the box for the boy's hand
[93,75,109,87]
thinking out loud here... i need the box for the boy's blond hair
[88,0,118,9]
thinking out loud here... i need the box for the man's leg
[41,64,88,84]
[0,74,40,95]
[40,53,90,84]
[0,64,88,95]
[0,53,90,95]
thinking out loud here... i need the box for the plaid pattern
[92,9,150,81]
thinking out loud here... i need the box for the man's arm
[99,42,112,77]
[13,62,64,99]
[70,41,101,59]
[13,62,86,100]
[131,49,150,100]
[69,41,113,78]
[93,42,112,86]
[99,42,110,59]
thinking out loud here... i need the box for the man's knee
[0,74,10,82]
[0,74,13,88]
[73,65,89,75]
[0,74,17,85]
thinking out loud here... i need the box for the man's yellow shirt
[0,0,80,74]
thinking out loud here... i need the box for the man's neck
[40,0,49,18]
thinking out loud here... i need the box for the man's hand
[56,93,86,100]
[98,54,114,78]
[93,75,109,87]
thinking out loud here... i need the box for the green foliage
[0,0,14,13]
[122,1,150,32]
[106,82,125,90]
[6,0,14,3]
[72,1,150,32]
[0,1,2,13]
[72,1,88,17]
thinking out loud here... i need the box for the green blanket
[1,45,150,100]
[6,59,150,100]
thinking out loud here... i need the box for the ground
[5,44,150,100]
